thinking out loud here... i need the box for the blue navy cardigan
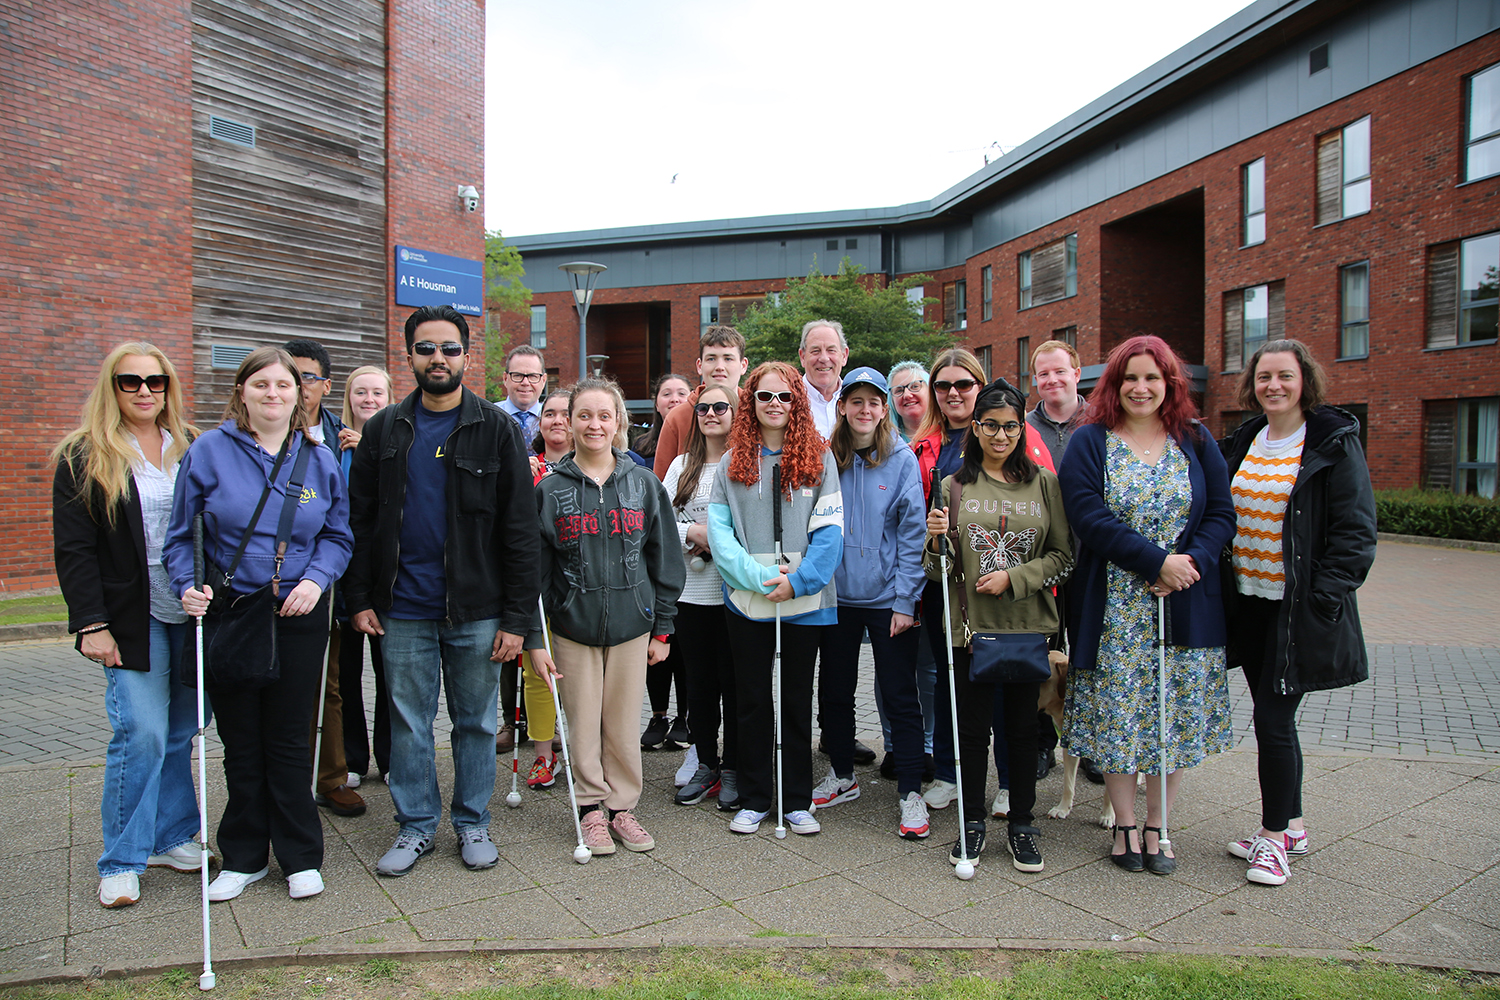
[1057,421,1236,673]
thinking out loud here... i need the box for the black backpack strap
[269,436,316,597]
[217,434,293,590]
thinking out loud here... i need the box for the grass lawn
[0,595,66,627]
[1,949,1495,1000]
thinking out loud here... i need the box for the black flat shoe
[1143,826,1177,875]
[1110,824,1144,872]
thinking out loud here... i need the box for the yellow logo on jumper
[435,445,446,458]
[299,486,318,504]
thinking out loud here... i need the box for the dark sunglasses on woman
[695,401,732,415]
[933,378,979,393]
[412,341,465,357]
[114,373,170,393]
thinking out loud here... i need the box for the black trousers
[677,602,737,770]
[820,605,924,796]
[726,613,819,814]
[339,621,389,777]
[646,649,688,721]
[1239,594,1305,830]
[951,644,1039,827]
[206,592,329,875]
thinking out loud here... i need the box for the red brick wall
[0,0,195,592]
[386,0,486,396]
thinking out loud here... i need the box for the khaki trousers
[553,632,649,811]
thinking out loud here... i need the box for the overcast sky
[485,0,1259,238]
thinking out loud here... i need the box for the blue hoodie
[834,441,926,617]
[165,421,353,599]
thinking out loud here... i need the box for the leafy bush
[1374,488,1500,542]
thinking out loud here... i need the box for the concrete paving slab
[658,835,828,901]
[734,875,921,938]
[933,884,1129,942]
[1147,895,1350,948]
[407,886,592,942]
[0,788,69,861]
[1352,813,1500,873]
[1248,870,1425,944]
[64,906,228,969]
[1031,859,1217,932]
[1372,909,1500,962]
[0,889,66,951]
[0,936,66,976]
[229,850,407,950]
[1425,873,1500,931]
[546,860,718,937]
[650,903,765,940]
[843,850,1019,919]
[300,918,422,950]
[1301,838,1479,904]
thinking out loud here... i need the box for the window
[1457,398,1499,497]
[1052,325,1077,349]
[529,305,547,349]
[1243,158,1266,246]
[699,295,719,336]
[975,345,992,380]
[906,285,925,317]
[944,280,967,331]
[826,239,839,252]
[982,265,993,321]
[1338,402,1370,454]
[1427,233,1499,347]
[845,238,858,250]
[1019,233,1078,309]
[1339,262,1369,358]
[1466,63,1500,182]
[1316,117,1371,223]
[1222,281,1285,372]
[1016,337,1030,395]
[1309,43,1329,74]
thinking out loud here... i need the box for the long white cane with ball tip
[771,463,786,840]
[1156,593,1172,857]
[932,469,974,880]
[191,515,216,990]
[537,596,590,863]
[504,660,523,809]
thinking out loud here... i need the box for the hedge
[1374,488,1500,543]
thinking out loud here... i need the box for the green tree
[483,229,533,399]
[735,257,952,375]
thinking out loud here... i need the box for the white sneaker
[99,872,139,908]
[287,869,325,899]
[899,791,930,839]
[207,867,268,902]
[729,808,768,834]
[811,767,860,807]
[991,789,1010,818]
[785,809,821,835]
[148,842,210,872]
[346,772,361,789]
[923,779,958,809]
[674,745,700,787]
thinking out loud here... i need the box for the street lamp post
[558,261,608,381]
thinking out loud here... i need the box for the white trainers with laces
[785,809,821,835]
[99,872,139,908]
[674,745,700,787]
[991,789,1011,818]
[811,767,860,807]
[729,808,768,834]
[898,791,930,839]
[923,779,958,809]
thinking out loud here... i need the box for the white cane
[932,469,974,880]
[191,515,215,990]
[537,596,590,863]
[1156,593,1172,857]
[311,583,334,793]
[771,463,786,840]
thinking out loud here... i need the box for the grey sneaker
[716,769,740,812]
[376,832,435,877]
[674,765,721,805]
[458,827,498,870]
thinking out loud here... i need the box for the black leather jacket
[1219,405,1377,694]
[343,387,540,635]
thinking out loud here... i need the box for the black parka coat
[1219,405,1377,694]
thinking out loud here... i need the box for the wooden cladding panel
[1424,399,1458,490]
[1316,132,1342,225]
[1426,242,1460,349]
[1031,239,1070,305]
[1223,292,1244,373]
[191,0,387,424]
[1268,281,1286,340]
[717,294,765,328]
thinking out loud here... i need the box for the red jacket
[911,427,1055,506]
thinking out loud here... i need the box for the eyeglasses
[754,390,794,404]
[413,341,465,357]
[934,379,979,393]
[974,419,1024,438]
[298,372,331,384]
[695,401,732,416]
[892,382,926,396]
[114,373,170,393]
[506,371,545,384]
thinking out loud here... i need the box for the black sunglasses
[933,378,979,393]
[754,390,794,403]
[114,373,170,393]
[413,341,465,357]
[695,401,732,416]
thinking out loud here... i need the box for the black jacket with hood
[527,448,685,649]
[344,386,540,635]
[1219,405,1377,694]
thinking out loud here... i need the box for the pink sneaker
[609,809,656,852]
[581,809,615,855]
[1245,835,1290,885]
[1229,828,1307,860]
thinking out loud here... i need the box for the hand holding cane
[931,467,974,880]
[771,463,787,839]
[192,515,216,989]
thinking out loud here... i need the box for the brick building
[507,0,1498,496]
[1,0,485,591]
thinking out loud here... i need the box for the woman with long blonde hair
[52,342,201,909]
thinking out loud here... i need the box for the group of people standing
[54,306,1375,909]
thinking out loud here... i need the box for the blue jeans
[381,615,502,838]
[99,618,206,877]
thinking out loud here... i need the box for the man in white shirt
[798,319,848,438]
[495,346,547,447]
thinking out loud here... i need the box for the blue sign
[394,245,483,316]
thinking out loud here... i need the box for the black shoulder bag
[195,437,314,689]
[948,477,1052,686]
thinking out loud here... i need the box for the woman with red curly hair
[707,362,843,837]
[1057,336,1236,877]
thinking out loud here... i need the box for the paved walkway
[0,541,1496,984]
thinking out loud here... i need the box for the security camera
[457,184,479,213]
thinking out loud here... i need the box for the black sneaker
[879,753,897,780]
[674,766,720,806]
[1080,757,1105,785]
[665,716,691,748]
[852,739,876,766]
[641,715,670,749]
[948,821,986,866]
[1007,823,1044,872]
[1035,748,1054,781]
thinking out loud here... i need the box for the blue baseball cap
[840,366,889,397]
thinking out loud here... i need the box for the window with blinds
[1316,117,1371,224]
[1466,63,1500,182]
[1339,262,1369,358]
[1427,233,1499,347]
[1243,158,1266,246]
[1222,281,1285,372]
[1018,234,1077,309]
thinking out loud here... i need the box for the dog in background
[1038,649,1127,828]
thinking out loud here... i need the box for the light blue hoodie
[834,440,926,617]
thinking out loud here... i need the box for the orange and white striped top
[1230,424,1305,599]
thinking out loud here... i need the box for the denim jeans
[381,615,502,837]
[99,617,206,877]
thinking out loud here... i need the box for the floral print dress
[1063,433,1233,774]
